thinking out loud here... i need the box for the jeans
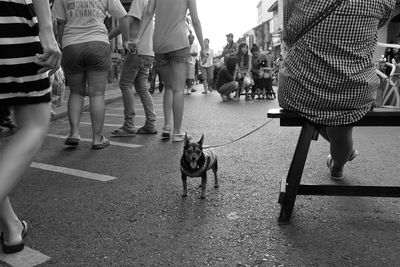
[119,53,156,129]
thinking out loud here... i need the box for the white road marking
[107,107,163,111]
[31,162,117,181]
[80,122,121,127]
[0,247,50,267]
[47,134,142,148]
[82,112,165,119]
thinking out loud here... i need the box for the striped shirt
[278,0,395,126]
[0,0,51,104]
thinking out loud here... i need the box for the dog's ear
[184,133,190,148]
[198,134,204,148]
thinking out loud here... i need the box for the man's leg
[134,56,157,133]
[112,53,139,135]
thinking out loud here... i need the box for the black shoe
[1,220,28,254]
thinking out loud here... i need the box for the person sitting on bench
[278,0,396,180]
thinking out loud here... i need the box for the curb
[50,86,122,121]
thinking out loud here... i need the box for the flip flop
[137,127,157,135]
[64,136,80,146]
[326,156,343,180]
[92,136,110,150]
[326,150,358,180]
[1,220,28,254]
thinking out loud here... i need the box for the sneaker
[221,95,228,102]
[111,124,137,136]
[191,88,197,92]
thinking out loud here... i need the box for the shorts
[61,41,111,75]
[154,47,190,67]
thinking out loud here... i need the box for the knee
[70,87,87,97]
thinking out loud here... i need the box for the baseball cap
[226,33,234,38]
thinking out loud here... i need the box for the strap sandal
[326,156,343,180]
[348,149,359,161]
[1,220,28,254]
[92,135,110,150]
[161,127,172,140]
[64,136,80,146]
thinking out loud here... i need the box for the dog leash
[203,118,274,149]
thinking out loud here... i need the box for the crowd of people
[182,32,281,102]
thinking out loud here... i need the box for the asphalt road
[1,85,400,266]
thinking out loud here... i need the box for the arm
[132,0,155,47]
[56,19,65,46]
[32,0,61,75]
[188,0,206,58]
[118,16,132,51]
[109,16,139,40]
[247,54,252,73]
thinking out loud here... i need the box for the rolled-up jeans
[119,53,156,129]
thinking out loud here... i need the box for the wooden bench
[267,108,400,224]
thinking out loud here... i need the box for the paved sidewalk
[50,82,122,121]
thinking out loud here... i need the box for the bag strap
[290,0,348,45]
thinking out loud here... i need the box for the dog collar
[181,157,209,177]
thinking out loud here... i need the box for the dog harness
[181,148,217,177]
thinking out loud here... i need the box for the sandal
[172,133,191,142]
[1,220,28,254]
[161,127,172,140]
[326,156,343,180]
[137,127,157,135]
[64,136,80,146]
[92,135,110,150]
[326,149,359,180]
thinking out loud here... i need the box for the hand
[123,40,137,54]
[34,45,62,76]
[200,49,207,59]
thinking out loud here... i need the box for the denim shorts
[61,41,111,75]
[154,47,190,67]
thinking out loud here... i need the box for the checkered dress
[278,0,395,126]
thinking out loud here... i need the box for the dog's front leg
[200,174,207,199]
[181,173,188,197]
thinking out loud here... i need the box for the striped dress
[278,0,395,126]
[0,0,51,106]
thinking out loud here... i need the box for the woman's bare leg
[326,126,354,172]
[86,71,107,144]
[0,102,50,245]
[67,72,86,138]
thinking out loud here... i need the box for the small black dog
[180,134,218,199]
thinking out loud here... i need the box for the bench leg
[278,122,318,224]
